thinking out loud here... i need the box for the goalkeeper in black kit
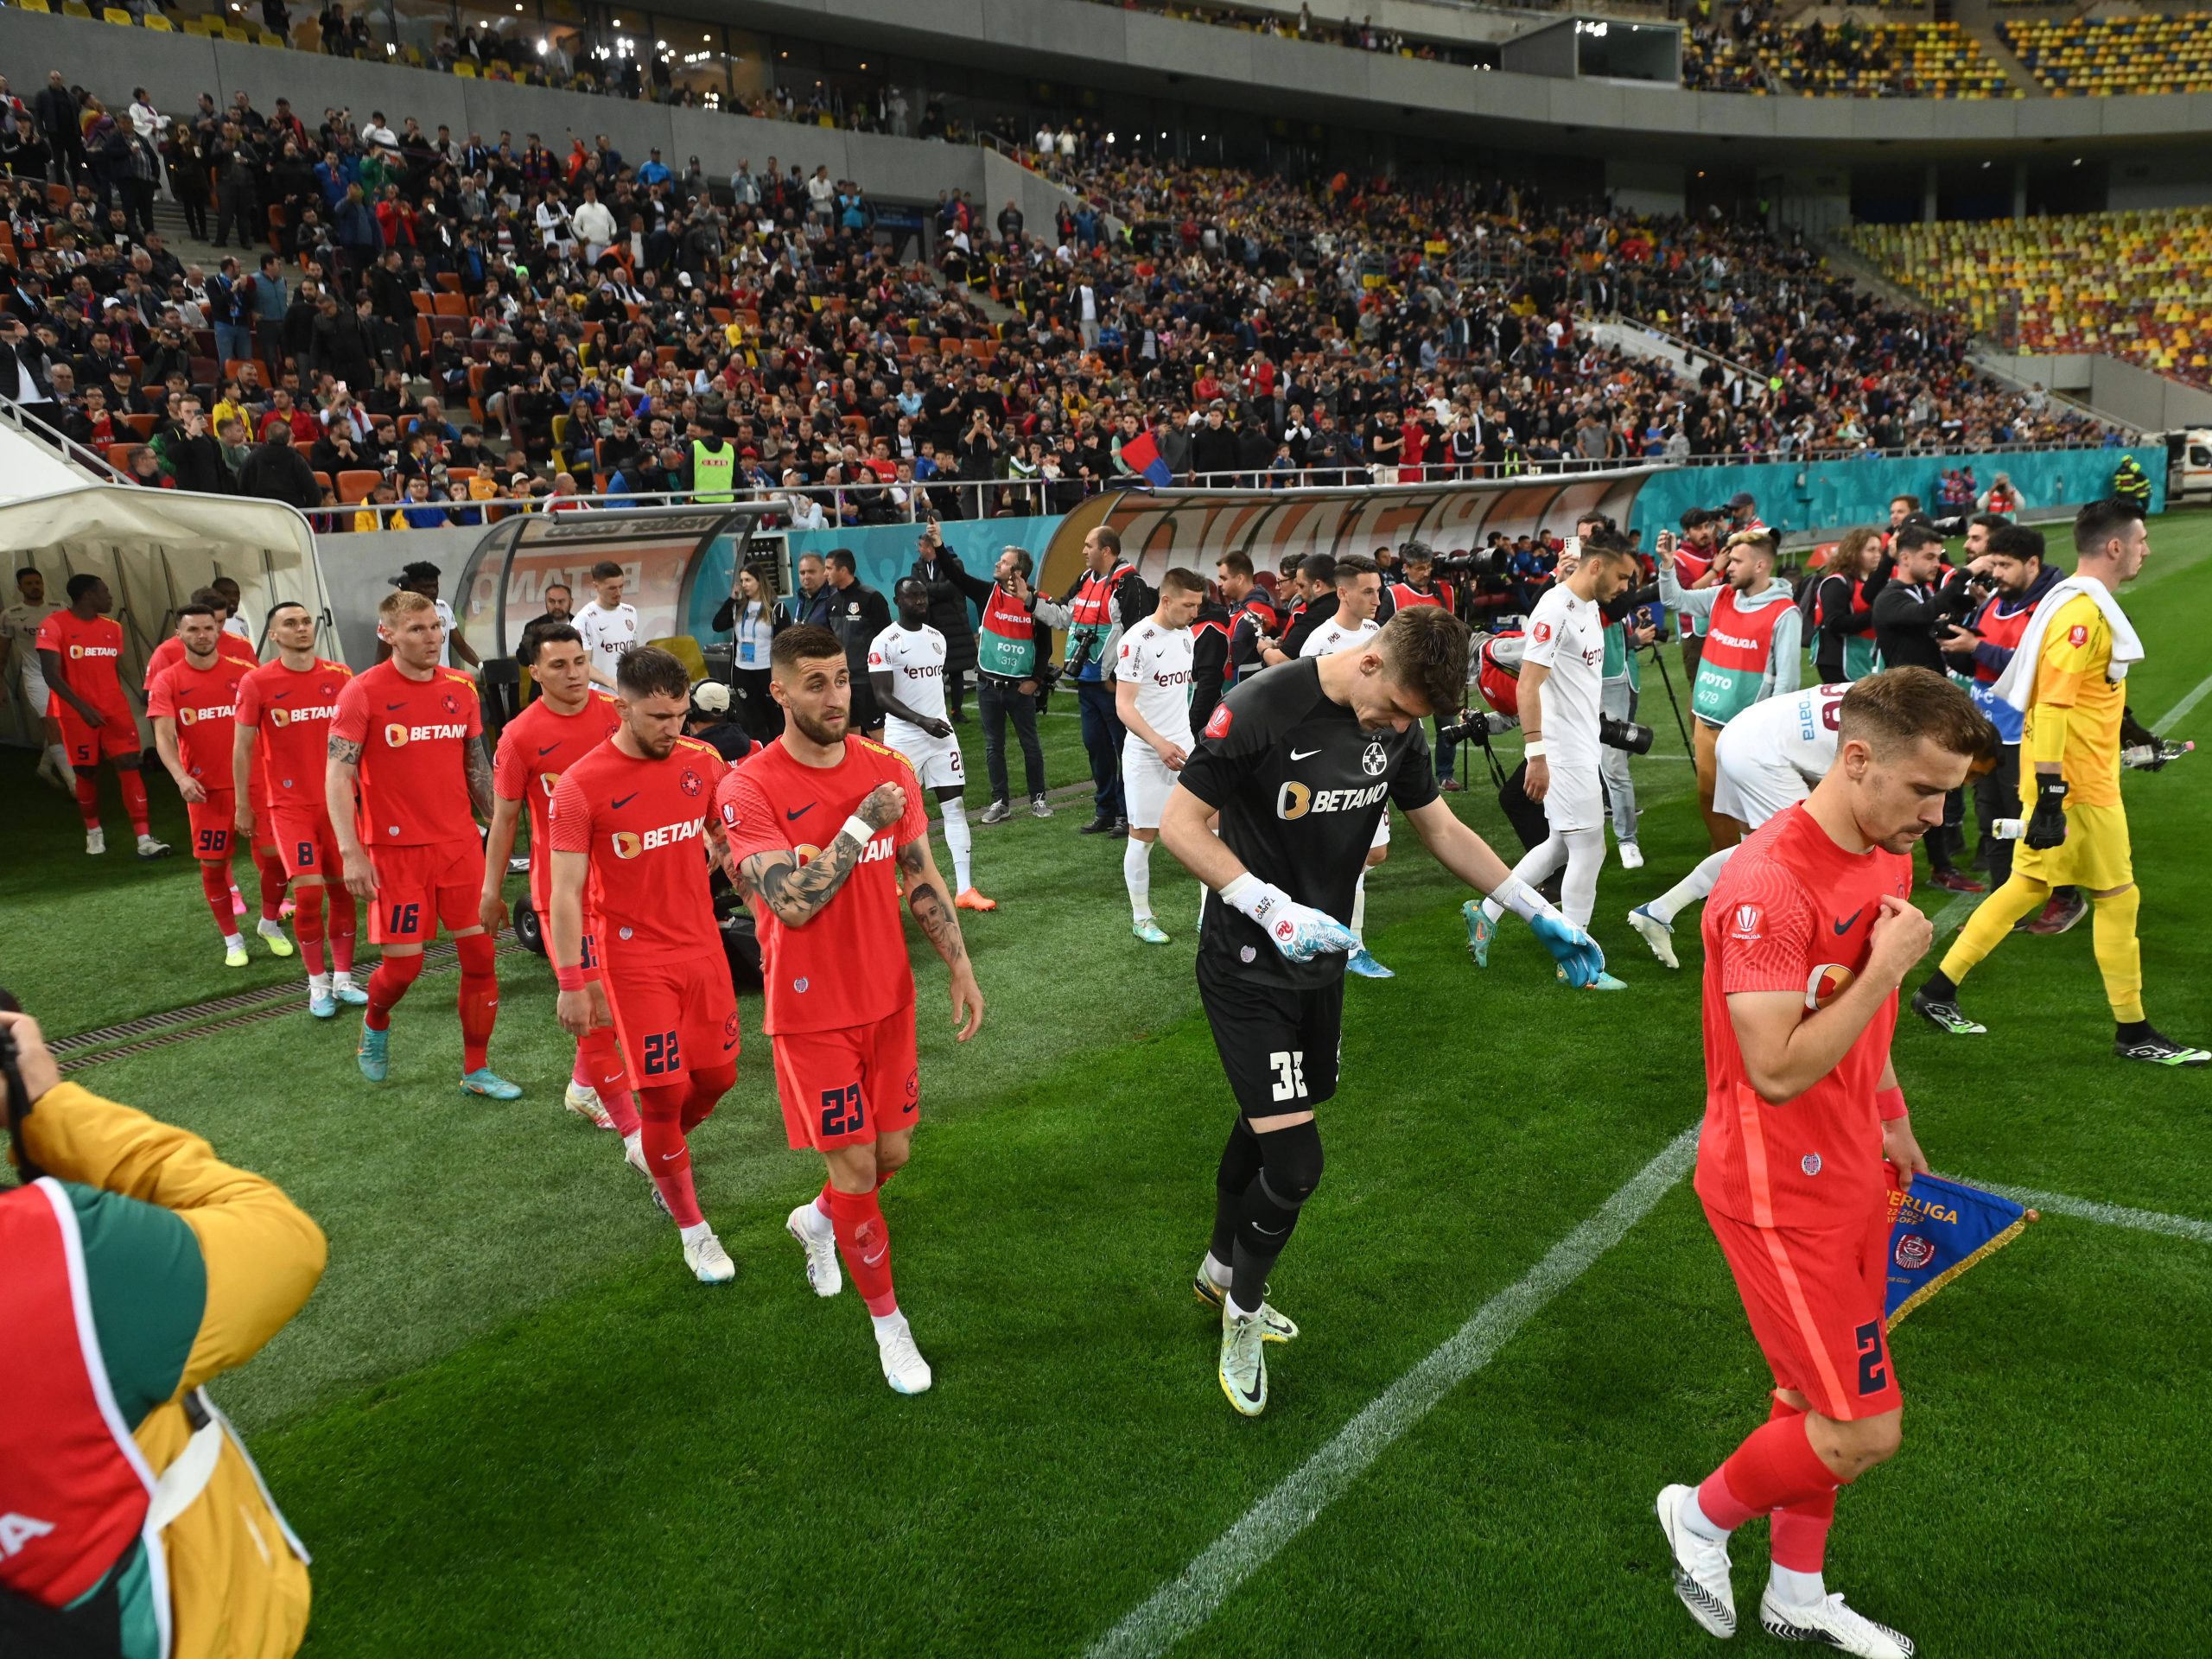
[1158,605,1607,1419]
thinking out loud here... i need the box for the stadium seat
[336,469,384,505]
[15,0,50,13]
[101,6,134,23]
[648,635,709,683]
[145,11,173,27]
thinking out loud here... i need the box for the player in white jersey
[575,559,643,689]
[871,576,995,912]
[1298,556,1393,976]
[1,564,70,788]
[1467,534,1639,989]
[1627,680,1851,969]
[1116,568,1205,944]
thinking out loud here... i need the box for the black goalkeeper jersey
[1178,658,1437,989]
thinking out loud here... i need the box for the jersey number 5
[1268,1050,1307,1104]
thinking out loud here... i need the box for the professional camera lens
[1599,715,1655,755]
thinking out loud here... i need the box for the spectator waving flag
[1884,1172,2032,1332]
[1118,430,1173,488]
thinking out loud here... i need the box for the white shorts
[1370,811,1390,850]
[1712,753,1807,830]
[1540,760,1604,835]
[1122,738,1179,830]
[890,727,964,791]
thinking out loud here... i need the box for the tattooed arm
[464,734,496,822]
[731,781,907,929]
[325,735,377,901]
[898,836,984,1041]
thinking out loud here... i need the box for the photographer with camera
[1465,531,1641,989]
[1873,520,1985,892]
[1942,523,2062,888]
[1659,525,1802,852]
[1032,524,1150,836]
[0,1002,323,1656]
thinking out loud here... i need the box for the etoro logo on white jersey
[612,817,707,860]
[383,720,472,747]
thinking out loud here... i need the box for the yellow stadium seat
[101,5,133,22]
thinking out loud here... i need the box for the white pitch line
[1084,1125,1700,1659]
[2153,667,2212,734]
[1963,1179,2212,1246]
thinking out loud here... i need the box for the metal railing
[0,394,134,486]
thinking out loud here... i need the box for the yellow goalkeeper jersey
[2021,592,2124,809]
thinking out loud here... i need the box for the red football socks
[199,863,235,937]
[118,770,149,836]
[294,883,327,976]
[1697,1411,1843,1531]
[639,1084,702,1226]
[1762,1395,1834,1573]
[826,1185,898,1317]
[575,1025,641,1135]
[681,1062,736,1133]
[325,885,358,976]
[73,772,100,830]
[254,848,290,923]
[365,950,424,1031]
[454,932,499,1073]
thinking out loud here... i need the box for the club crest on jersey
[679,767,702,798]
[1362,740,1388,777]
[1802,1154,1821,1176]
[1804,963,1853,1010]
[442,693,460,715]
[1894,1232,1936,1271]
[1204,704,1232,740]
[1729,904,1764,941]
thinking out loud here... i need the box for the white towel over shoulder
[1993,575,2143,714]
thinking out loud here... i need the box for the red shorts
[603,952,739,1090]
[772,1001,919,1153]
[269,806,343,881]
[186,792,237,862]
[1704,1198,1902,1422]
[366,836,486,945]
[55,704,138,766]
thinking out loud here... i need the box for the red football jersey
[237,657,352,808]
[329,659,482,848]
[147,656,250,787]
[143,630,256,694]
[493,690,620,913]
[35,611,131,715]
[547,734,727,964]
[715,735,928,1036]
[1694,803,1913,1232]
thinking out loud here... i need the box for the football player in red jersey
[37,574,168,859]
[149,603,267,968]
[236,601,363,1018]
[480,622,640,1147]
[715,626,985,1395]
[148,588,291,934]
[1656,670,1993,1659]
[547,647,739,1284]
[327,589,518,1099]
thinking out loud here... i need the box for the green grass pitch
[5,517,2209,1656]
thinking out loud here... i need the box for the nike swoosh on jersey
[1833,906,1866,934]
[612,792,639,809]
[537,743,561,756]
[1289,747,1320,760]
[386,701,408,710]
[785,803,815,821]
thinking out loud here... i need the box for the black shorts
[1198,953,1344,1117]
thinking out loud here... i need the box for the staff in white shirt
[573,560,640,690]
[1115,569,1205,944]
[1467,533,1639,988]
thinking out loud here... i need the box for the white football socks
[308,973,331,996]
[1649,846,1736,925]
[1680,1487,1732,1543]
[871,1308,910,1340]
[1124,835,1153,921]
[1351,869,1369,941]
[940,797,972,892]
[678,1220,713,1246]
[1769,1564,1826,1608]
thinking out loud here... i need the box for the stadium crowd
[0,58,2119,533]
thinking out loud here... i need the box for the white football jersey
[1115,614,1196,747]
[1521,584,1606,766]
[433,596,460,669]
[868,622,949,747]
[2,599,59,693]
[575,599,639,682]
[1723,682,1847,785]
[1298,613,1381,658]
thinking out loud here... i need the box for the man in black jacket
[777,551,836,631]
[909,521,979,720]
[34,72,80,187]
[1872,520,1982,892]
[235,424,321,510]
[823,548,892,735]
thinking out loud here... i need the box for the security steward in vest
[943,545,1056,823]
[690,426,738,505]
[0,1003,327,1658]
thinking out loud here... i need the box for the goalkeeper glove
[1219,874,1362,964]
[2120,704,2158,753]
[2024,775,2069,850]
[1530,912,1607,988]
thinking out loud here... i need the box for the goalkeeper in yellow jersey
[1913,499,2209,1066]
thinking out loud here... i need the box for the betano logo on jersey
[383,721,472,747]
[268,703,341,728]
[176,702,237,725]
[611,817,708,860]
[67,643,120,659]
[1277,779,1389,820]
